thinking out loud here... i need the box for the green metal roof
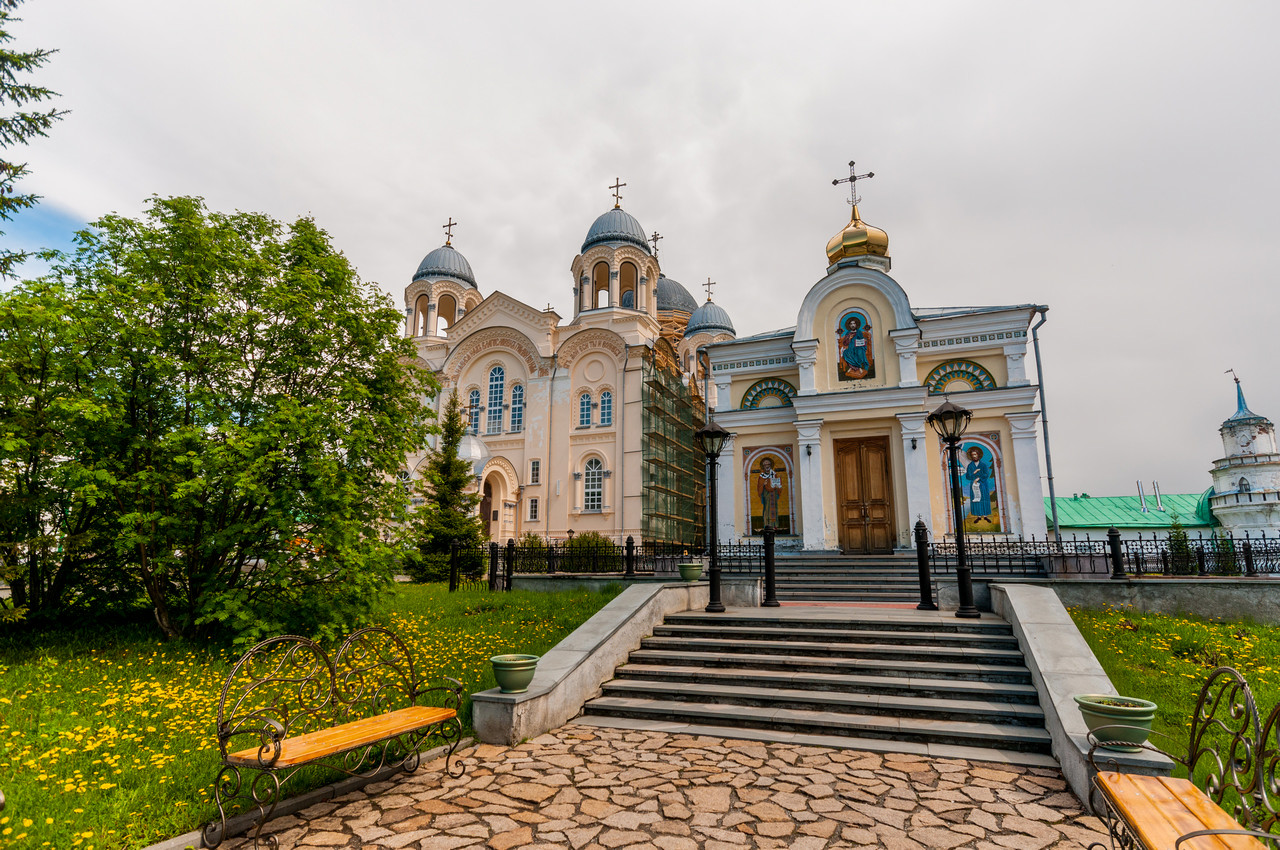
[1045,491,1216,530]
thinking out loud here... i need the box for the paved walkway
[235,725,1107,850]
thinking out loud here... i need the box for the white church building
[403,179,1052,553]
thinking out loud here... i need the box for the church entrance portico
[834,436,895,553]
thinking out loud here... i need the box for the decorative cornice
[442,326,549,383]
[557,328,627,370]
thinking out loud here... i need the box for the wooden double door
[834,436,895,554]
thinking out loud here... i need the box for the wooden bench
[1087,666,1280,850]
[203,627,465,848]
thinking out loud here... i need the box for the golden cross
[704,277,715,300]
[832,160,875,207]
[649,231,663,257]
[610,178,626,208]
[443,217,457,245]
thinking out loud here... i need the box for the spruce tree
[0,0,67,277]
[413,390,483,555]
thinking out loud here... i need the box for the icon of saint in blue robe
[963,446,994,521]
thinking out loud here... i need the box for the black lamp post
[927,399,980,619]
[695,419,731,614]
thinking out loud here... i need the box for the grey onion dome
[581,207,651,254]
[686,299,736,337]
[655,274,699,314]
[413,244,476,288]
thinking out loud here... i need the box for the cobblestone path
[240,725,1108,849]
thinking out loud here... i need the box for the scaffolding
[641,339,706,546]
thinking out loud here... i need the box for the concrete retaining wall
[939,576,1280,624]
[990,584,1172,808]
[473,581,718,745]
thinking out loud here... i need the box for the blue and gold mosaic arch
[924,360,997,395]
[741,378,798,409]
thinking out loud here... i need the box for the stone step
[651,623,1021,649]
[568,714,1061,768]
[581,697,1053,754]
[625,648,1035,684]
[598,679,1046,726]
[663,613,1012,635]
[614,663,1041,703]
[638,635,1027,666]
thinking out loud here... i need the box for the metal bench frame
[203,627,465,849]
[1087,666,1280,849]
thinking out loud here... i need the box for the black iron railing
[442,537,765,590]
[926,529,1280,578]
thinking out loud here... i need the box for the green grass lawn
[0,583,622,849]
[1068,605,1280,774]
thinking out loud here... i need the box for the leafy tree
[0,196,436,642]
[409,390,482,559]
[0,0,67,277]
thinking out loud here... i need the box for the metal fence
[443,537,766,591]
[927,529,1280,578]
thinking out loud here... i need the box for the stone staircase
[575,608,1054,765]
[770,553,928,603]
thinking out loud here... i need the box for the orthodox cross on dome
[703,277,715,300]
[609,178,626,208]
[443,217,458,246]
[832,160,875,207]
[649,231,663,258]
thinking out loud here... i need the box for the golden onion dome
[825,205,889,265]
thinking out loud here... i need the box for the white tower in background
[1210,376,1280,535]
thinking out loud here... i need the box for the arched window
[436,292,457,337]
[584,458,603,512]
[510,384,524,433]
[593,262,610,309]
[413,293,430,337]
[620,262,637,308]
[599,390,613,426]
[579,392,592,427]
[486,366,504,433]
[1240,477,1252,493]
[466,389,481,435]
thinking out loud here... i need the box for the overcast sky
[9,0,1280,503]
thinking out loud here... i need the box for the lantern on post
[926,400,980,619]
[695,419,731,614]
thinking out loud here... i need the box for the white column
[891,330,922,387]
[714,434,737,544]
[792,339,820,395]
[897,412,932,534]
[609,268,620,307]
[638,276,648,311]
[1006,412,1048,539]
[714,377,732,412]
[404,306,414,337]
[1004,344,1029,386]
[796,420,828,550]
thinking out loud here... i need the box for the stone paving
[237,725,1108,850]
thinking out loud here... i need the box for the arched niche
[436,292,458,337]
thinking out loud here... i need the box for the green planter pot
[491,654,539,694]
[1074,694,1158,752]
[678,563,702,582]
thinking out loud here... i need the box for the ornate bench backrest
[215,634,335,763]
[333,627,421,722]
[1186,666,1266,828]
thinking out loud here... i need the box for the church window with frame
[584,458,603,512]
[510,384,524,433]
[1240,477,1252,493]
[467,389,480,436]
[599,390,613,426]
[486,366,505,434]
[528,497,539,521]
[579,392,592,427]
[529,459,541,484]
